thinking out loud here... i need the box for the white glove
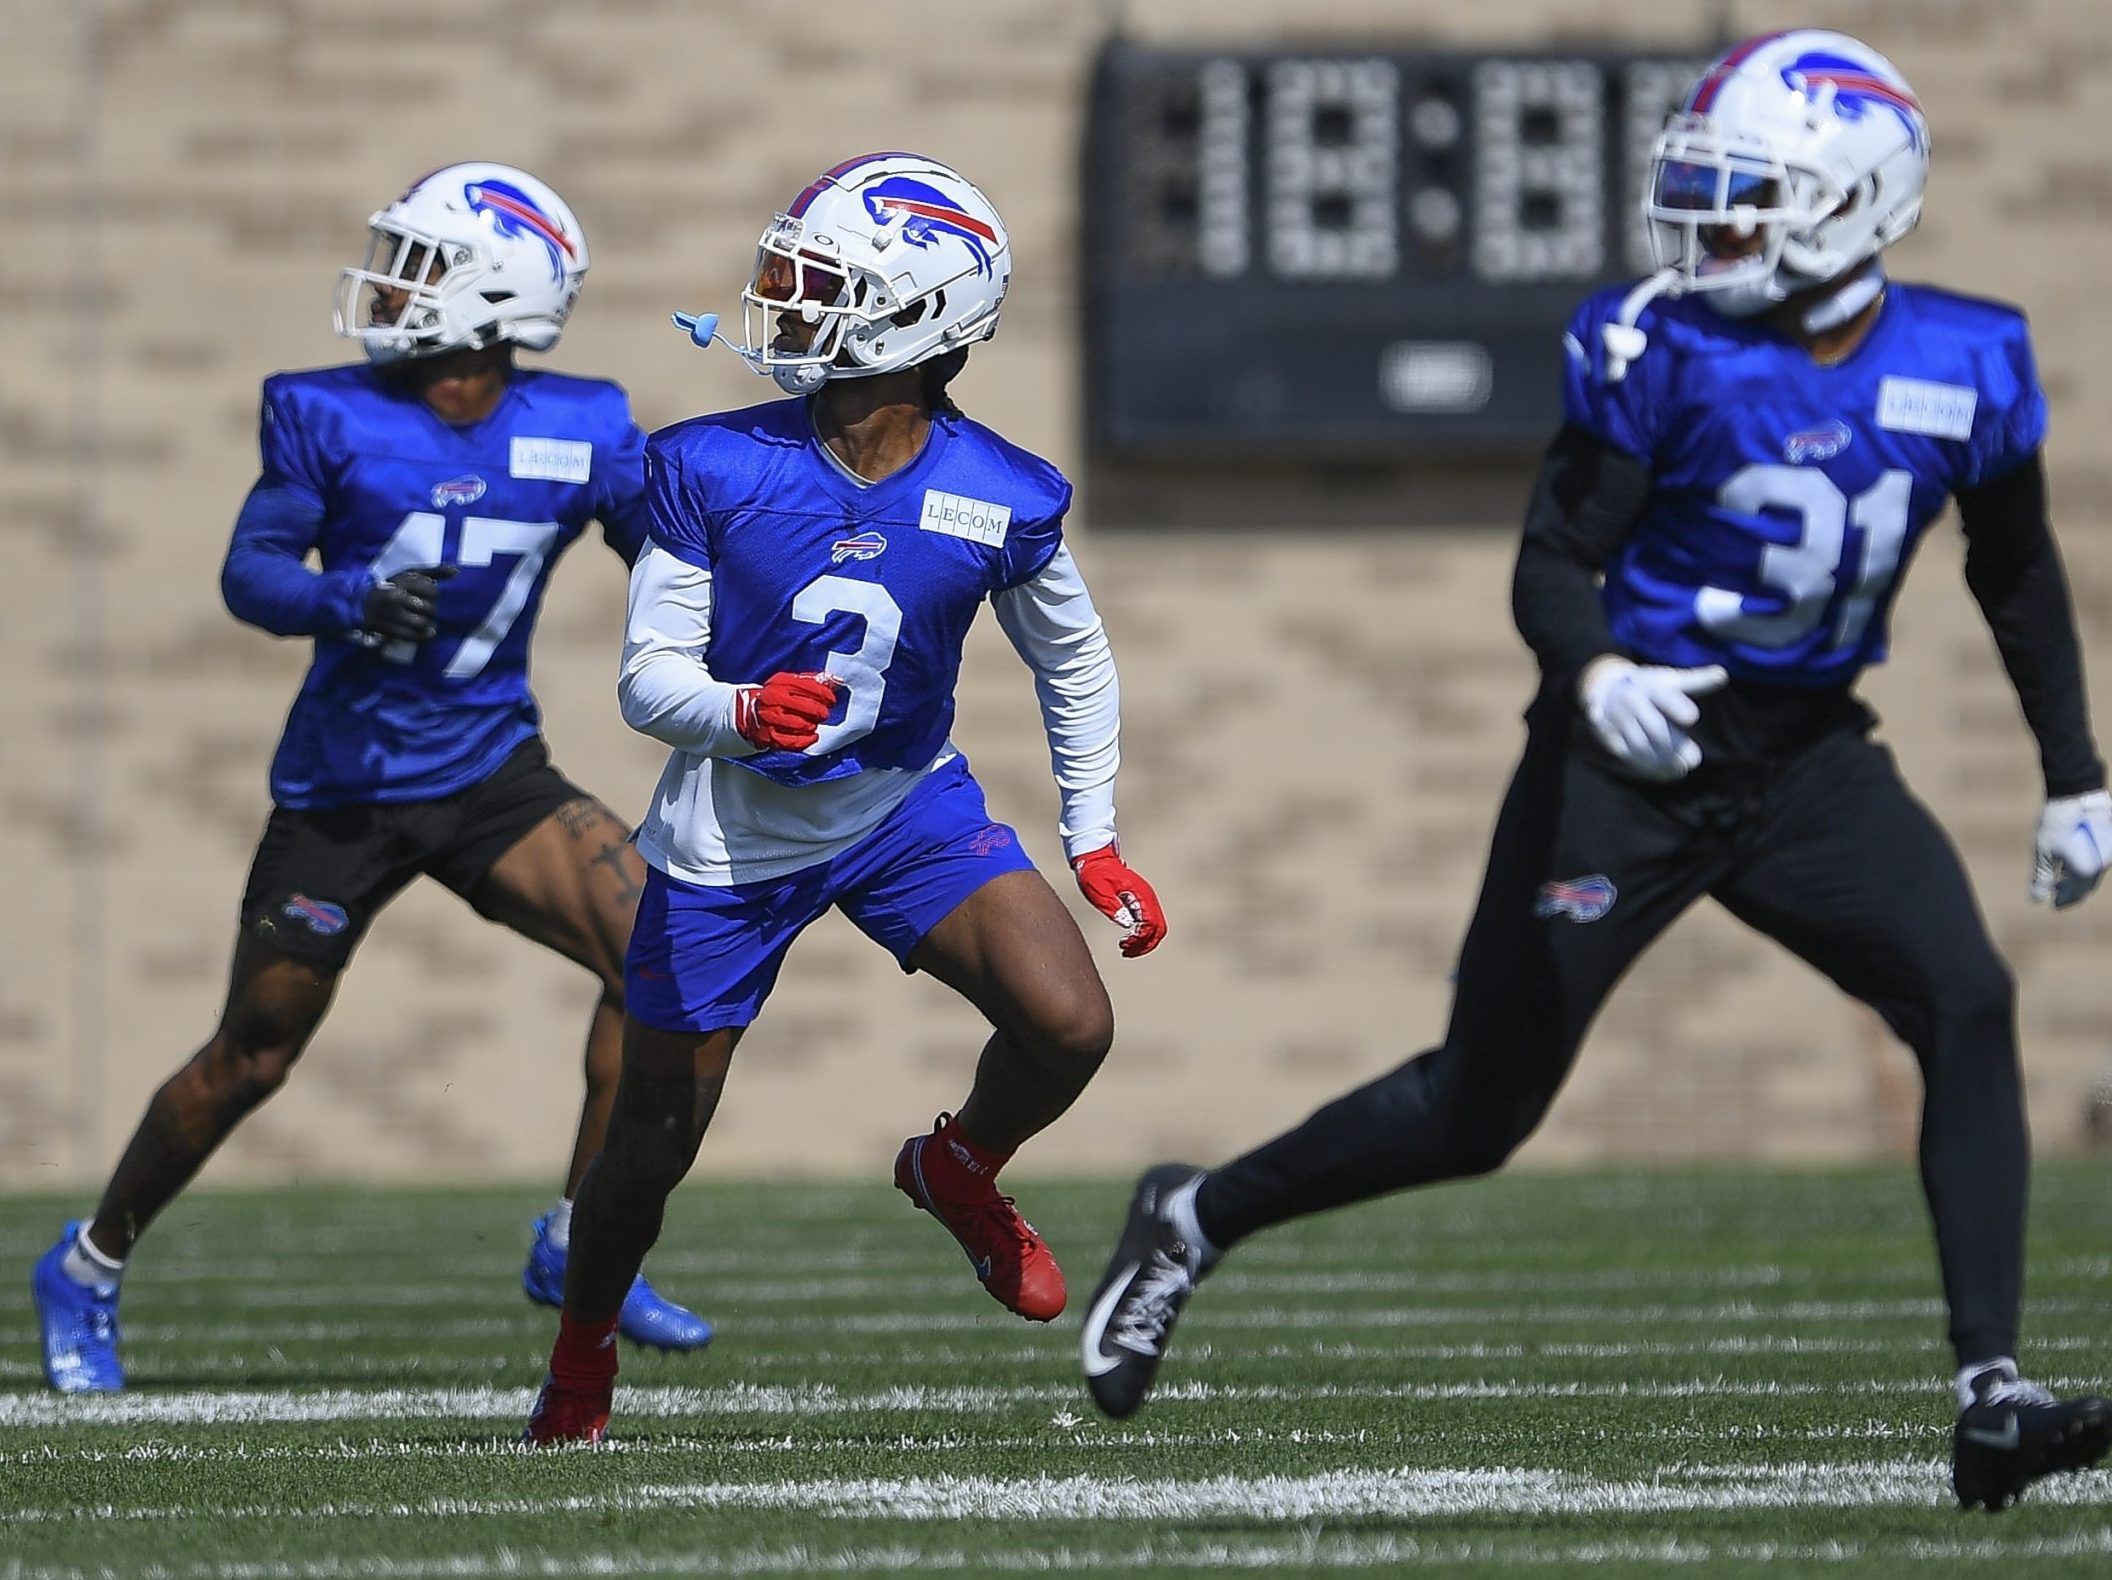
[1578,656,1729,782]
[2031,788,2112,909]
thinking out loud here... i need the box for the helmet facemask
[1644,119,1852,318]
[334,223,486,361]
[737,219,866,394]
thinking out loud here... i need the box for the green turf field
[3,1164,2110,1577]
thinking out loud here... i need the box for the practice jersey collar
[801,399,951,507]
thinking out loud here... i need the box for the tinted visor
[1653,159,1777,214]
[753,249,848,307]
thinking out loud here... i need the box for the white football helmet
[1644,31,1929,317]
[335,162,589,361]
[729,153,1010,395]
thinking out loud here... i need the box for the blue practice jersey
[645,397,1071,786]
[228,365,650,807]
[1565,282,2047,687]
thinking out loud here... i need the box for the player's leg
[1198,724,1716,1245]
[430,748,710,1351]
[911,869,1114,1153]
[526,860,819,1443]
[824,759,1094,1320]
[898,868,1113,1321]
[1083,718,1727,1415]
[525,1021,740,1446]
[34,806,393,1392]
[1709,733,2111,1508]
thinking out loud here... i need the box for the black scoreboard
[1083,42,1711,459]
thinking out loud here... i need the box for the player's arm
[616,543,836,756]
[1956,449,2111,905]
[991,544,1165,957]
[219,477,371,639]
[1958,451,2103,795]
[1512,422,1725,779]
[1509,422,1649,692]
[592,416,652,569]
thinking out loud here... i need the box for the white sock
[1957,1356,2018,1412]
[548,1197,574,1252]
[1162,1174,1220,1271]
[61,1225,125,1291]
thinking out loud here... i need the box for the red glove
[733,671,839,752]
[1071,843,1166,958]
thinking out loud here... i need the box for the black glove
[363,565,456,644]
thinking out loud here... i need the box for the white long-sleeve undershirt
[618,541,1122,886]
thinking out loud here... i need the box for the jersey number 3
[1696,466,1914,651]
[791,574,903,754]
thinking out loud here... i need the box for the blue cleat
[32,1221,125,1394]
[521,1212,713,1353]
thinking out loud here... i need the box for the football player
[1081,32,2112,1513]
[523,153,1166,1444]
[32,164,712,1393]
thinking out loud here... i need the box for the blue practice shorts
[625,756,1036,1034]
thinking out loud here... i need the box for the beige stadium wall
[2,0,2110,1190]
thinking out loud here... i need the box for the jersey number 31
[1697,465,1914,652]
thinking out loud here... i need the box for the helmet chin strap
[770,362,831,396]
[1795,259,1886,333]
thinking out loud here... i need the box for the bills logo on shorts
[1534,875,1617,923]
[831,530,888,564]
[281,894,350,936]
[968,825,1014,857]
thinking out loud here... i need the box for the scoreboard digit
[1084,42,1710,459]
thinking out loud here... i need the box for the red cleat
[522,1371,612,1446]
[895,1118,1067,1322]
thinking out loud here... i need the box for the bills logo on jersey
[831,530,888,564]
[1534,875,1617,923]
[430,474,488,508]
[281,894,349,936]
[861,177,999,277]
[1783,420,1852,464]
[465,179,577,281]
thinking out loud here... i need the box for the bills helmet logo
[830,530,889,564]
[861,177,998,277]
[282,894,350,936]
[1784,54,1927,152]
[465,180,577,282]
[1784,420,1852,464]
[1534,875,1618,923]
[430,474,488,508]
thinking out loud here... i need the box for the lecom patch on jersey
[1876,377,1977,441]
[510,437,593,483]
[919,489,1011,548]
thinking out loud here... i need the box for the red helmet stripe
[1687,30,1795,113]
[473,187,577,258]
[874,197,998,242]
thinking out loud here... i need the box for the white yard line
[3,1461,2110,1530]
[0,1375,1998,1430]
